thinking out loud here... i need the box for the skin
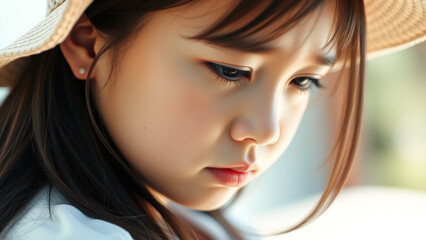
[60,0,335,211]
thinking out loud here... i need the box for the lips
[206,167,252,187]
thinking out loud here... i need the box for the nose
[230,90,281,146]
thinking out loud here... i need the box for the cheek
[94,50,223,177]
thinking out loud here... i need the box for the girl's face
[93,0,335,210]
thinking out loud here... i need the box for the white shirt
[1,186,133,240]
[0,186,235,240]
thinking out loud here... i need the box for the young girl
[0,0,425,239]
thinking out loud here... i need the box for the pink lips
[206,167,250,187]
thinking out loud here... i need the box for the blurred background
[361,44,426,191]
[1,0,425,236]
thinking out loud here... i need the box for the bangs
[189,0,361,61]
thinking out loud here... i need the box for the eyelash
[291,77,324,94]
[204,62,323,92]
[204,62,251,87]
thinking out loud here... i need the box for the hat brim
[365,0,426,58]
[0,0,92,86]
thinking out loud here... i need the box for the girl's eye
[291,77,323,93]
[204,62,251,85]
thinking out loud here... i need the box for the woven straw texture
[365,0,426,57]
[0,0,425,86]
[0,0,92,69]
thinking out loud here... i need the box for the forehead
[160,0,336,59]
[268,2,336,60]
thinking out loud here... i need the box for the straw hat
[0,0,426,86]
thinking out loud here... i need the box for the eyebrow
[238,44,337,66]
[197,38,337,66]
[222,41,336,66]
[316,53,336,66]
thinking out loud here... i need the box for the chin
[174,188,237,211]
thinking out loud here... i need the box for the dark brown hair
[0,0,365,239]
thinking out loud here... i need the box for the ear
[60,14,102,80]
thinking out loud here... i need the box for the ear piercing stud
[79,68,86,75]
